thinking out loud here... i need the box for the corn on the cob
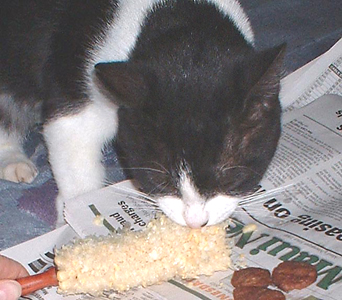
[54,215,231,296]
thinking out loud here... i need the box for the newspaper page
[280,38,342,111]
[233,93,342,300]
[1,39,342,300]
[63,180,156,238]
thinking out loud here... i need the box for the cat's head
[95,45,285,228]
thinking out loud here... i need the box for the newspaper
[280,38,342,111]
[1,38,342,300]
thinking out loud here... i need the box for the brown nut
[258,289,286,300]
[233,287,285,300]
[231,267,272,288]
[272,261,317,292]
[233,287,266,300]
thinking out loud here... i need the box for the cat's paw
[0,160,38,183]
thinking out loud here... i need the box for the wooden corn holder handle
[16,267,58,296]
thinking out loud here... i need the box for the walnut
[231,267,272,288]
[272,261,317,292]
[233,287,285,300]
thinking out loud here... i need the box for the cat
[0,0,284,228]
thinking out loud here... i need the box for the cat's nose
[183,206,209,228]
[200,220,209,227]
[185,218,209,228]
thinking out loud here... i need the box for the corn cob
[54,215,231,296]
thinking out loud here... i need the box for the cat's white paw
[0,147,38,184]
[0,160,38,183]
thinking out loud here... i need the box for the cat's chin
[157,194,239,228]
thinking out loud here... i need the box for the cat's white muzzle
[158,194,239,228]
[157,171,239,228]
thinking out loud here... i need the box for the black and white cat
[0,0,284,228]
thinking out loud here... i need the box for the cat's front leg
[43,102,118,227]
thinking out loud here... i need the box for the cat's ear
[242,44,286,121]
[95,62,149,107]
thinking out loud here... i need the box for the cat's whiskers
[119,161,171,176]
[238,183,298,206]
[219,164,263,177]
[102,178,154,201]
[111,189,157,205]
[81,176,161,211]
[120,166,167,174]
[107,184,160,208]
[149,180,171,196]
[105,162,172,209]
[149,161,171,176]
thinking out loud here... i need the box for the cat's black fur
[1,1,114,122]
[0,0,284,227]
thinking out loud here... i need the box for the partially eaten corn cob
[55,215,231,295]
